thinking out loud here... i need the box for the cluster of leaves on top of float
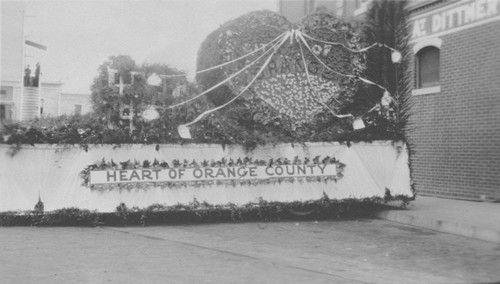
[0,6,410,148]
[2,56,231,146]
[194,9,407,144]
[196,11,368,132]
[0,107,402,148]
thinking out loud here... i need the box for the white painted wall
[58,93,91,115]
[0,141,413,212]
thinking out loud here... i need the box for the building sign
[89,164,341,185]
[411,0,500,41]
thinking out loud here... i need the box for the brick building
[279,0,500,201]
[407,0,500,201]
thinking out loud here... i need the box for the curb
[374,209,500,244]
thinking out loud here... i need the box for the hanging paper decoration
[147,73,162,86]
[381,90,392,108]
[142,106,160,121]
[352,118,366,130]
[391,50,402,63]
[177,125,191,139]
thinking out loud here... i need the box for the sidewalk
[373,196,500,244]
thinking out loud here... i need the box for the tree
[89,55,204,143]
[90,56,189,124]
[360,0,413,139]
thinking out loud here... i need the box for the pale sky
[20,0,278,93]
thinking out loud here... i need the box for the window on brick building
[416,46,440,88]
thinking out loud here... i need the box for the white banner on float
[90,164,339,185]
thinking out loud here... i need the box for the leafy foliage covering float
[1,7,411,148]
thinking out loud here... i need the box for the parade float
[0,10,414,225]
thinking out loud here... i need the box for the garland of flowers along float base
[80,155,345,191]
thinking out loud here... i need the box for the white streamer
[301,32,398,53]
[296,31,388,92]
[180,31,291,129]
[144,33,287,81]
[165,32,289,109]
[195,31,289,74]
[297,38,353,119]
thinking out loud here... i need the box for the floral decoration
[80,155,346,190]
[197,11,365,127]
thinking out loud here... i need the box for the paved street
[1,219,500,284]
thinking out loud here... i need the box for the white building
[56,93,92,116]
[1,2,91,124]
[1,2,24,122]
